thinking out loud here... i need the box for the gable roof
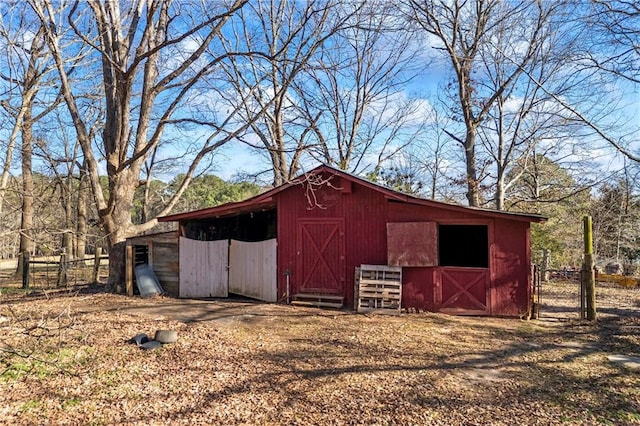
[158,164,546,223]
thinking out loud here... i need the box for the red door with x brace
[435,267,490,315]
[296,218,346,295]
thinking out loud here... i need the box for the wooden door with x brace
[296,218,346,295]
[435,267,491,315]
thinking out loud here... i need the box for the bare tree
[0,4,63,276]
[407,0,560,207]
[296,2,425,174]
[511,1,639,166]
[585,1,640,85]
[34,105,100,262]
[473,2,590,210]
[219,0,349,186]
[27,0,262,286]
[410,101,457,201]
[0,12,49,217]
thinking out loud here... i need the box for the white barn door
[229,239,277,302]
[179,237,228,298]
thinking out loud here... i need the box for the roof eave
[158,197,275,222]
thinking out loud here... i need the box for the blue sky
[1,0,638,197]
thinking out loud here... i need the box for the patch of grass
[62,397,83,409]
[599,406,640,424]
[1,346,91,382]
[616,410,640,422]
[1,360,51,380]
[1,362,29,380]
[21,399,43,412]
[0,286,30,296]
[99,368,125,388]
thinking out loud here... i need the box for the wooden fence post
[125,245,134,296]
[92,247,102,283]
[583,216,597,321]
[57,250,68,287]
[22,251,30,289]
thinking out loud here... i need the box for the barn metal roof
[158,165,547,223]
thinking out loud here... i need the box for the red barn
[159,165,545,317]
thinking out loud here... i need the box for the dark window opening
[132,245,149,295]
[438,225,488,268]
[183,209,277,242]
[133,245,148,266]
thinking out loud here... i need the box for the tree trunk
[103,172,138,289]
[464,128,481,207]
[108,241,127,292]
[495,168,505,211]
[15,111,35,279]
[76,164,89,264]
[62,176,74,260]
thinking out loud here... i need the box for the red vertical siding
[277,173,387,307]
[388,201,532,315]
[491,219,531,316]
[276,173,533,316]
[388,202,495,313]
[401,268,435,311]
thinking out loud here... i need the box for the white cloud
[367,91,435,127]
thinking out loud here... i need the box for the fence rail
[21,251,109,289]
[540,267,638,288]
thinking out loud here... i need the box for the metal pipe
[284,270,290,304]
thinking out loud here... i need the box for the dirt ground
[1,280,639,425]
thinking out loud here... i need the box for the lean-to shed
[159,165,545,317]
[124,225,179,296]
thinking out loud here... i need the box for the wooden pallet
[357,264,402,315]
[291,293,344,309]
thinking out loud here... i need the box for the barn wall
[388,202,495,312]
[401,268,435,311]
[277,178,533,315]
[490,219,531,316]
[387,200,473,222]
[277,175,387,307]
[387,202,441,312]
[388,202,532,316]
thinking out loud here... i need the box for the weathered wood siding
[151,242,180,296]
[126,231,179,296]
[179,237,228,298]
[229,238,277,302]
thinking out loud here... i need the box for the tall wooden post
[583,216,597,321]
[125,245,134,296]
[57,250,68,287]
[580,268,586,320]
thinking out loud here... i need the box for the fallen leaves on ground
[1,281,639,425]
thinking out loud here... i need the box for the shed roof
[158,165,546,223]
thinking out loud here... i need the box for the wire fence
[21,252,109,289]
